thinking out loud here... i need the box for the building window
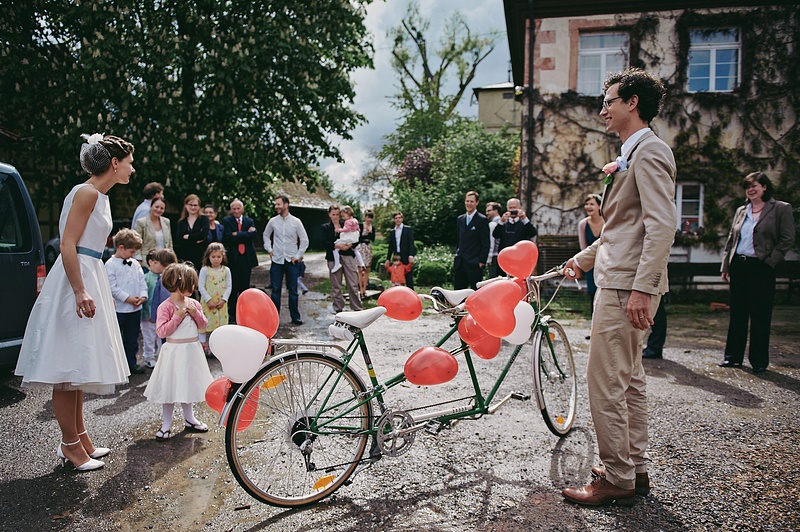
[676,183,704,232]
[688,29,740,92]
[577,33,629,96]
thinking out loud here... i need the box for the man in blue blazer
[453,191,489,290]
[222,199,259,323]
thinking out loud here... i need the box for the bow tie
[122,260,132,266]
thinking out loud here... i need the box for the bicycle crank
[376,410,416,457]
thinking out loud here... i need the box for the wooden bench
[668,261,800,302]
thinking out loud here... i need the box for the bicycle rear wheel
[532,320,577,436]
[225,352,372,507]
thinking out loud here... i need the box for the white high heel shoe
[57,440,105,471]
[78,430,110,459]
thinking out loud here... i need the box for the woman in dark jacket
[719,172,795,373]
[175,194,209,271]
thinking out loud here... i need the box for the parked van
[0,163,46,369]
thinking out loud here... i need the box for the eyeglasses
[601,96,623,109]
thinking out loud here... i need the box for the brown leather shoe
[591,465,650,495]
[562,476,636,506]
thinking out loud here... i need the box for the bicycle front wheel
[225,352,372,507]
[532,320,577,436]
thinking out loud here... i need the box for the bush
[413,244,455,287]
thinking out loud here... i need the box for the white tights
[161,403,201,432]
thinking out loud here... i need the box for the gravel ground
[0,253,798,531]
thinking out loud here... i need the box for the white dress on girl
[144,299,214,404]
[15,183,129,394]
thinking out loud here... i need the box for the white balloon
[503,301,536,345]
[209,324,269,382]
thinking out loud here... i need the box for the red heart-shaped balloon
[497,240,539,279]
[469,334,502,360]
[378,286,423,321]
[404,346,459,386]
[236,288,279,338]
[458,314,490,345]
[464,280,520,337]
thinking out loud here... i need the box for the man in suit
[222,199,259,323]
[562,68,676,506]
[453,191,490,290]
[384,211,416,289]
[322,204,362,313]
[492,197,537,276]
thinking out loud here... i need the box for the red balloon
[497,240,539,279]
[204,376,259,432]
[464,280,520,338]
[235,386,259,433]
[514,278,529,301]
[206,376,231,413]
[404,346,459,386]
[237,288,279,338]
[377,286,423,321]
[469,334,502,360]
[458,314,489,345]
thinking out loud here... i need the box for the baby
[331,206,365,273]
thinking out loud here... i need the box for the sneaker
[330,263,342,273]
[144,360,156,369]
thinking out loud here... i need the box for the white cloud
[321,0,509,197]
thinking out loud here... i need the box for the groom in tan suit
[562,68,676,506]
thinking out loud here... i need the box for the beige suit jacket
[721,198,795,273]
[134,215,173,260]
[575,130,677,295]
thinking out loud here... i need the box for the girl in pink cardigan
[144,263,214,441]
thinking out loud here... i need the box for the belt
[76,246,102,259]
[166,337,199,344]
[735,254,759,262]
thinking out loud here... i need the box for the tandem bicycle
[219,265,578,507]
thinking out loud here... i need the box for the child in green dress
[198,243,232,355]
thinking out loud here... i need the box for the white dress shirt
[105,256,148,313]
[263,213,309,263]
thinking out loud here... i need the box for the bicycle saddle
[334,306,387,329]
[430,287,474,307]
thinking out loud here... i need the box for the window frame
[687,28,741,93]
[576,32,629,96]
[675,182,704,233]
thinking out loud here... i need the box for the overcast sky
[320,0,510,196]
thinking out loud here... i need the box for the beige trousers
[587,288,661,490]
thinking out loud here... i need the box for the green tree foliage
[0,0,373,218]
[394,119,518,246]
[381,1,498,165]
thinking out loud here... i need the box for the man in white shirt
[130,182,164,228]
[263,195,309,325]
[485,202,502,278]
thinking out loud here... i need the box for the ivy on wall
[530,6,799,247]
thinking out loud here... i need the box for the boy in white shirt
[106,229,148,374]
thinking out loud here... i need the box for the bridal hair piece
[80,133,112,175]
[78,133,135,175]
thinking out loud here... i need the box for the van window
[0,172,33,252]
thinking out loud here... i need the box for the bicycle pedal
[424,420,444,435]
[511,392,531,401]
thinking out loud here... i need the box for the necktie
[122,259,132,266]
[466,214,472,226]
[237,218,245,255]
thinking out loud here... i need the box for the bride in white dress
[15,133,135,471]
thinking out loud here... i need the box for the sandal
[155,429,171,442]
[184,421,209,433]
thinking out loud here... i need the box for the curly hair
[604,68,666,123]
